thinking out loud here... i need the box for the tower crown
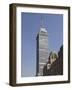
[40,15,47,33]
[40,28,47,33]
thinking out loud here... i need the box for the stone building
[48,51,58,64]
[43,45,63,76]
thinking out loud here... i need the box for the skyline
[21,12,63,77]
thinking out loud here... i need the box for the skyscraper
[36,26,48,76]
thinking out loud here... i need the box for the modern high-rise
[36,27,48,76]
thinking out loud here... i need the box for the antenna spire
[41,15,44,28]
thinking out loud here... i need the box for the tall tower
[36,20,48,76]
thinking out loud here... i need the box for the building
[43,45,63,76]
[36,27,48,76]
[43,51,58,75]
[36,16,63,76]
[48,51,58,64]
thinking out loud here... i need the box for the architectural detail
[48,52,58,64]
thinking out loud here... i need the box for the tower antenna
[41,15,44,28]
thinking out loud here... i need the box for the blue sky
[21,12,63,77]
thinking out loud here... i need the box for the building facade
[43,45,63,76]
[36,27,48,76]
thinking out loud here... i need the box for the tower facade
[36,27,48,76]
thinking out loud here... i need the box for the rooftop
[40,27,47,33]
